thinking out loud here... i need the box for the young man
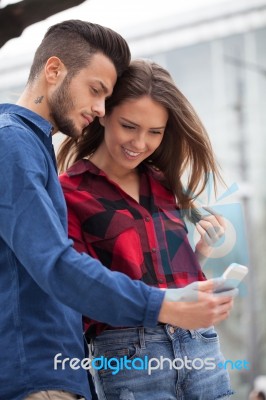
[0,20,235,400]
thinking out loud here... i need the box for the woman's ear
[99,117,105,127]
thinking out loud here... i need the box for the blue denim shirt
[0,104,164,400]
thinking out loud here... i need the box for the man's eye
[122,124,135,129]
[91,87,99,95]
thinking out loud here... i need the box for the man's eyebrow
[100,81,109,93]
[94,80,111,95]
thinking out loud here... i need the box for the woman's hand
[195,206,226,262]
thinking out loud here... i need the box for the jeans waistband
[91,324,194,348]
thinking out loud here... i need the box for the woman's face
[97,95,168,172]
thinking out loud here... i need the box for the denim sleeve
[0,128,164,327]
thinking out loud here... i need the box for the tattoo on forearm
[34,96,44,104]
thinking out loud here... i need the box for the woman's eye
[151,130,162,135]
[91,87,99,95]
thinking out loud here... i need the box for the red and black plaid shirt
[59,159,205,337]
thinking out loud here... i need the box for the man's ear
[45,56,66,84]
[99,117,105,127]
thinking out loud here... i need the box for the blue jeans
[90,325,234,400]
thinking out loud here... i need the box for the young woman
[58,60,234,399]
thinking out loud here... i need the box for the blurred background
[0,0,266,398]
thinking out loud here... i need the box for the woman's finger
[202,206,226,229]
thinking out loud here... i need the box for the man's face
[48,52,117,138]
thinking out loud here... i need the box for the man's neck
[17,87,58,135]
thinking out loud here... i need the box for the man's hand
[158,279,237,329]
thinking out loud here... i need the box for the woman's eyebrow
[120,117,166,130]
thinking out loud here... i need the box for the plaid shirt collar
[66,159,175,209]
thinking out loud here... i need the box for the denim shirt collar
[0,103,53,137]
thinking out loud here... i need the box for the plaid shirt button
[151,248,157,253]
[145,216,151,222]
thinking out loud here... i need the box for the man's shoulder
[0,104,33,138]
[0,115,31,148]
[0,103,52,134]
[0,110,47,167]
[0,107,23,129]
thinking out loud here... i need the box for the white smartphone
[214,263,248,293]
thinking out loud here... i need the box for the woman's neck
[89,154,141,203]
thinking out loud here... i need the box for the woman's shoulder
[59,159,92,189]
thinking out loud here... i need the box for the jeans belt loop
[90,338,94,353]
[138,327,146,349]
[189,329,196,339]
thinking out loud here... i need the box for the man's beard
[49,77,81,138]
